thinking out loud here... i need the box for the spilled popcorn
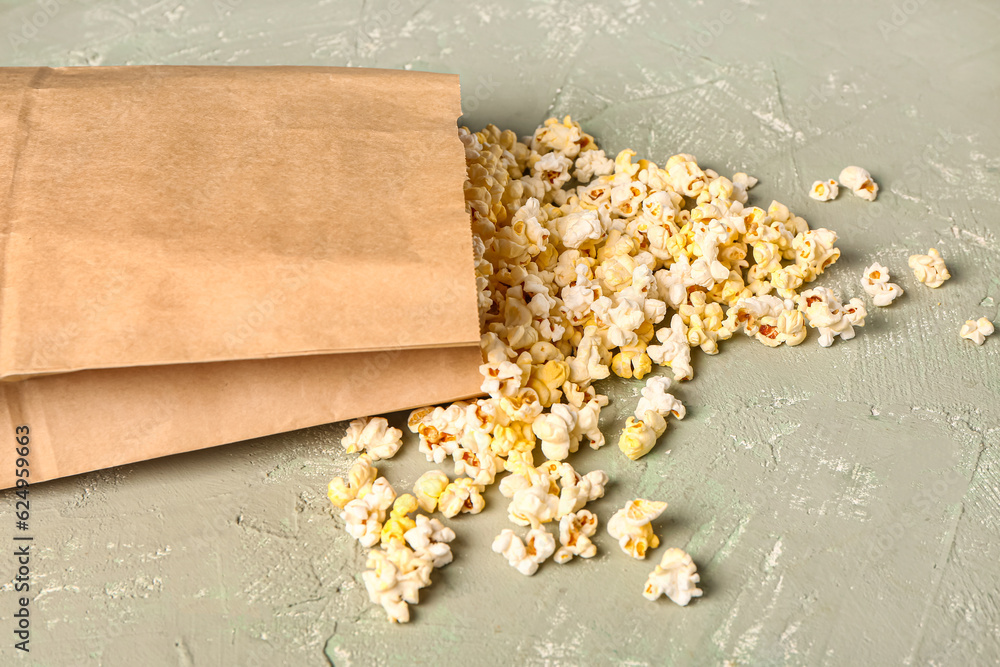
[860,262,904,307]
[960,317,994,346]
[326,115,881,622]
[908,248,951,288]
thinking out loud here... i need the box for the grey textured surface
[1,0,999,665]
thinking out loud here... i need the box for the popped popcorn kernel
[838,165,878,201]
[642,548,703,606]
[437,477,486,518]
[412,470,450,514]
[809,179,839,202]
[328,453,377,509]
[959,317,994,345]
[341,416,403,460]
[607,499,667,559]
[554,510,599,564]
[860,262,904,307]
[908,248,951,288]
[492,527,556,576]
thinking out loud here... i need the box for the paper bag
[0,66,484,487]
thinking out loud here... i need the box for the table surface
[1,1,998,665]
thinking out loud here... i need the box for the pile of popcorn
[326,116,990,623]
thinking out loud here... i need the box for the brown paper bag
[0,66,483,487]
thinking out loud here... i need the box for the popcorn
[437,477,486,518]
[860,262,904,307]
[532,151,574,192]
[634,376,686,421]
[607,499,668,559]
[960,317,994,346]
[647,314,693,381]
[507,474,560,527]
[328,454,377,509]
[642,548,703,606]
[797,287,866,347]
[554,510,599,564]
[618,410,666,461]
[908,248,951,288]
[380,494,418,548]
[344,477,397,548]
[341,417,403,461]
[338,115,875,622]
[838,165,878,201]
[362,544,433,623]
[408,404,466,464]
[809,179,839,202]
[492,528,557,576]
[412,470,450,513]
[573,149,614,182]
[404,514,456,568]
[533,403,580,461]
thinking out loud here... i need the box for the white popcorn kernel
[554,510,599,564]
[634,375,686,421]
[437,478,485,518]
[532,151,574,191]
[341,416,403,461]
[808,179,839,202]
[573,149,614,182]
[797,287,866,347]
[647,314,694,381]
[558,209,604,249]
[492,528,556,576]
[404,514,456,568]
[838,165,878,201]
[908,248,951,288]
[362,542,434,623]
[412,470,450,513]
[642,548,703,606]
[507,474,560,528]
[344,477,397,548]
[534,403,581,461]
[960,317,994,346]
[607,499,668,559]
[860,262,904,307]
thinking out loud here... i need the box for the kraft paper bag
[0,66,484,487]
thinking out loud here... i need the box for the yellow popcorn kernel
[617,412,667,460]
[526,360,570,407]
[328,454,377,509]
[491,421,535,457]
[614,148,640,177]
[611,343,652,380]
[380,494,418,548]
[412,470,450,514]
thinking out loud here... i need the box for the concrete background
[1,0,998,665]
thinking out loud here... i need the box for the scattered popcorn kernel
[507,474,560,527]
[618,411,667,461]
[404,514,456,568]
[797,287,866,347]
[642,548,703,606]
[344,477,397,548]
[647,314,693,381]
[607,499,668,559]
[860,262,904,307]
[437,477,486,518]
[362,541,439,623]
[492,527,556,576]
[960,317,994,346]
[908,248,951,288]
[412,470,450,514]
[838,166,878,201]
[328,454,377,509]
[634,375,686,421]
[554,510,599,564]
[808,179,839,202]
[341,416,403,460]
[380,494,419,548]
